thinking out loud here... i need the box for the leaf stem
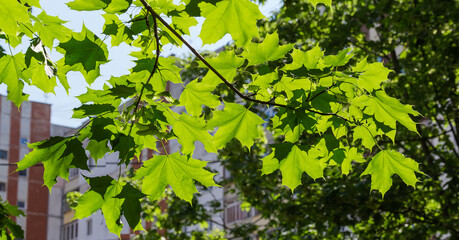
[160,139,169,155]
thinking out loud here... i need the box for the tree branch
[129,13,161,135]
[138,0,290,109]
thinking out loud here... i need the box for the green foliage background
[0,0,456,239]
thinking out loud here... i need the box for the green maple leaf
[102,182,124,235]
[361,150,423,197]
[262,144,326,191]
[72,104,116,119]
[273,76,313,99]
[42,138,89,190]
[341,147,365,175]
[17,137,88,190]
[73,179,126,236]
[355,62,392,92]
[308,0,332,9]
[242,32,294,66]
[353,125,376,150]
[73,190,104,219]
[17,137,68,172]
[172,12,199,36]
[172,114,216,155]
[0,0,30,38]
[102,13,134,46]
[34,11,72,48]
[246,72,279,101]
[353,90,419,133]
[207,103,265,149]
[199,0,265,46]
[200,51,245,86]
[86,139,110,161]
[283,45,325,70]
[323,48,354,67]
[115,183,146,230]
[134,152,218,202]
[23,59,57,94]
[179,80,221,116]
[104,0,132,13]
[66,0,109,11]
[0,53,29,106]
[272,108,315,142]
[57,25,108,84]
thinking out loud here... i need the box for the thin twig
[129,14,161,135]
[308,83,337,102]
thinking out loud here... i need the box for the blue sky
[0,0,282,128]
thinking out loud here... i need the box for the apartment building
[0,95,74,240]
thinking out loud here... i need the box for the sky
[0,0,282,128]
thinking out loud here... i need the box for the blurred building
[0,95,74,240]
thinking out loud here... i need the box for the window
[20,138,28,145]
[0,182,5,191]
[87,219,92,235]
[18,201,25,209]
[0,150,7,159]
[225,202,259,224]
[18,169,27,177]
[62,221,78,240]
[68,168,79,180]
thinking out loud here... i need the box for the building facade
[0,95,75,240]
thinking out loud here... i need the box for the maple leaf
[115,183,146,230]
[34,11,72,48]
[242,32,294,66]
[73,190,104,219]
[0,53,29,106]
[323,48,354,67]
[353,90,419,133]
[0,0,30,38]
[57,25,108,84]
[102,13,134,46]
[172,114,217,155]
[179,80,221,116]
[353,125,376,150]
[66,0,108,11]
[283,45,325,70]
[200,51,245,86]
[308,0,332,9]
[17,137,88,190]
[74,176,124,235]
[272,108,316,142]
[262,143,326,191]
[207,103,265,149]
[361,150,423,197]
[354,61,392,92]
[199,0,265,46]
[134,152,218,202]
[273,76,313,99]
[341,147,365,175]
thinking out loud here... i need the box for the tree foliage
[153,0,457,239]
[0,0,430,237]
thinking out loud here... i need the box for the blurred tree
[141,0,458,239]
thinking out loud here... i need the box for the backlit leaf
[362,150,423,197]
[199,0,265,46]
[135,152,218,202]
[207,103,264,149]
[242,32,294,66]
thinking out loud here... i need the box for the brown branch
[305,108,352,123]
[138,0,290,109]
[129,14,161,135]
[307,83,337,102]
